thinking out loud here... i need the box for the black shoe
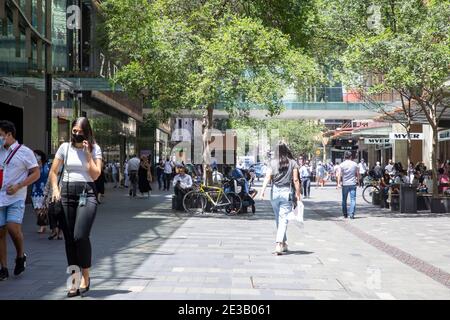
[0,267,9,281]
[350,215,355,219]
[79,277,90,295]
[14,253,27,276]
[67,289,80,298]
[343,214,348,218]
[48,233,58,240]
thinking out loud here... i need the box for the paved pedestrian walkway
[0,182,449,300]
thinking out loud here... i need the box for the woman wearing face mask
[31,150,50,234]
[48,117,102,298]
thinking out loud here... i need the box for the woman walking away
[259,142,301,255]
[32,150,50,234]
[48,117,102,298]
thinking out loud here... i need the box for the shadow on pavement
[82,289,132,299]
[283,250,314,256]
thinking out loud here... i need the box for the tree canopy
[100,0,320,124]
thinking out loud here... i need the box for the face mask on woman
[72,133,85,143]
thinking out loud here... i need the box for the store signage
[364,138,391,144]
[438,129,450,142]
[334,146,358,150]
[389,133,424,140]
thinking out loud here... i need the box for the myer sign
[438,129,450,142]
[389,133,424,140]
[364,138,391,144]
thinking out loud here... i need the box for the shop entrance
[1,103,23,142]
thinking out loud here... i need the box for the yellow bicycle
[183,182,242,215]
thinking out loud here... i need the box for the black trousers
[174,185,190,210]
[60,182,97,269]
[164,173,172,190]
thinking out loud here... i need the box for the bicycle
[183,180,242,215]
[362,177,380,204]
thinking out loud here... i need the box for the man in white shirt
[124,159,129,188]
[358,159,368,187]
[385,159,394,174]
[0,121,40,280]
[212,167,223,185]
[127,155,140,197]
[111,161,118,188]
[337,151,360,219]
[163,158,174,191]
[173,166,193,210]
[300,160,311,198]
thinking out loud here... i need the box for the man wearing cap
[173,166,193,211]
[337,151,360,219]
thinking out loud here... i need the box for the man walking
[300,160,311,198]
[127,155,140,197]
[0,120,40,280]
[358,159,368,187]
[337,151,360,219]
[163,158,174,191]
[385,159,394,175]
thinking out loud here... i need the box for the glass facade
[0,0,47,76]
[52,0,68,72]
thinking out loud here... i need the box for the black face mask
[72,133,85,143]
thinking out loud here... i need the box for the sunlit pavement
[1,181,449,300]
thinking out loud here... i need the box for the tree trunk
[202,105,214,185]
[431,126,439,198]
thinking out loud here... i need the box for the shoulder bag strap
[57,142,69,187]
[3,144,22,165]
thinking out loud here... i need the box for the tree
[337,0,450,198]
[100,0,319,182]
[229,117,325,160]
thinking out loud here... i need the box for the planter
[417,194,431,211]
[390,194,400,212]
[400,184,417,213]
[379,191,389,209]
[372,191,381,206]
[430,197,450,213]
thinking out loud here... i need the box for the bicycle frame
[198,184,232,208]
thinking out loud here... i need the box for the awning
[351,125,392,137]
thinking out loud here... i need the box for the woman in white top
[49,117,102,298]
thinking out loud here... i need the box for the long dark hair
[71,117,95,152]
[276,142,294,173]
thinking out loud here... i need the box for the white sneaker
[274,243,283,255]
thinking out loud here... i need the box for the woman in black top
[138,156,151,196]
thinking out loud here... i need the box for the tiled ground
[0,182,449,300]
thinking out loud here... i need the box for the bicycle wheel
[224,192,242,215]
[183,191,207,214]
[362,185,380,204]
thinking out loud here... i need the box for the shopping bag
[287,201,304,227]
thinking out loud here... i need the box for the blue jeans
[270,185,292,243]
[302,178,310,197]
[342,185,357,217]
[0,200,26,226]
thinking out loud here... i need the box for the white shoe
[274,243,283,255]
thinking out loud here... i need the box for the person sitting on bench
[173,165,193,210]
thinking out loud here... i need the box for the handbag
[45,143,69,216]
[287,200,304,227]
